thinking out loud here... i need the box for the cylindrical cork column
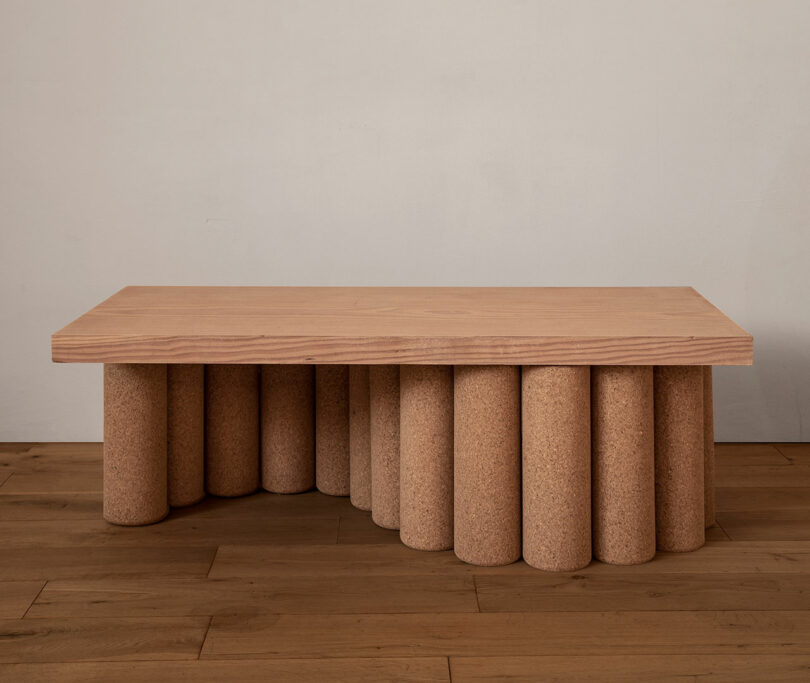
[315,366,350,496]
[654,365,705,552]
[454,366,521,566]
[103,364,168,525]
[592,366,655,565]
[260,365,315,493]
[205,365,260,497]
[703,366,715,528]
[370,365,401,529]
[400,365,454,551]
[167,364,204,508]
[349,365,372,510]
[522,366,591,571]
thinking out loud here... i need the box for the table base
[102,363,715,570]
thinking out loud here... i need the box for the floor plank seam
[181,648,810,662]
[198,655,460,661]
[772,444,796,463]
[197,616,213,660]
[713,519,733,541]
[205,548,219,579]
[19,580,47,619]
[0,472,18,491]
[17,608,810,620]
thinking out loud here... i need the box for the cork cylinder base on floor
[260,365,315,494]
[349,365,372,511]
[522,366,591,571]
[370,365,401,530]
[454,365,521,566]
[103,358,714,568]
[103,363,168,526]
[400,365,453,551]
[167,364,204,508]
[592,366,655,565]
[315,365,350,496]
[655,365,705,552]
[205,365,260,497]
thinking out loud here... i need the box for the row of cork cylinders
[103,363,715,571]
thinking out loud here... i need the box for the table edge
[51,332,754,365]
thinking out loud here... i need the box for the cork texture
[370,365,401,530]
[204,364,260,497]
[454,365,521,566]
[167,364,205,508]
[315,365,350,496]
[349,365,372,510]
[400,365,454,551]
[260,365,315,493]
[522,366,591,571]
[654,365,705,552]
[103,364,168,525]
[592,366,656,565]
[703,365,716,528]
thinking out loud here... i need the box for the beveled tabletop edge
[51,285,753,366]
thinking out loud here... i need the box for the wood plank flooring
[1,442,809,681]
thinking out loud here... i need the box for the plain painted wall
[1,0,808,441]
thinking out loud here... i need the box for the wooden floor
[1,443,809,681]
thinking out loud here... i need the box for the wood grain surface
[51,286,753,364]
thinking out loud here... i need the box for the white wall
[1,0,808,441]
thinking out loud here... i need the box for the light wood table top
[51,286,752,365]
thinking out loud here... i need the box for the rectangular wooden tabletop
[51,286,753,365]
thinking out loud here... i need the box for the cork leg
[205,365,260,497]
[315,366,350,496]
[703,366,715,528]
[349,366,372,510]
[103,364,168,525]
[592,366,656,565]
[167,364,205,507]
[260,365,315,493]
[370,365,401,529]
[400,365,453,551]
[454,366,521,566]
[522,366,591,572]
[654,366,705,552]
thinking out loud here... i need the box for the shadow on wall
[714,328,810,442]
